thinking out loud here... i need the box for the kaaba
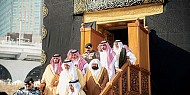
[42,0,190,94]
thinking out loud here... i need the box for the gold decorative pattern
[74,0,163,14]
[74,0,85,14]
[41,50,47,64]
[141,72,149,95]
[130,68,139,92]
[42,25,47,40]
[83,3,163,24]
[43,4,48,18]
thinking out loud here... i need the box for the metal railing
[0,36,42,47]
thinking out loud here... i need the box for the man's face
[85,47,92,53]
[72,53,78,59]
[64,64,70,71]
[53,57,60,63]
[24,83,33,90]
[114,42,119,48]
[91,63,98,70]
[101,44,107,50]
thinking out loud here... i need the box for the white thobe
[56,71,81,95]
[99,51,118,81]
[113,49,120,69]
[53,64,58,72]
[127,51,136,65]
[56,71,70,95]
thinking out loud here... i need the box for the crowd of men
[13,40,136,95]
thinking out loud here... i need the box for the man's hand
[116,68,122,73]
[38,81,46,91]
[69,84,75,92]
[83,86,87,92]
[53,81,58,87]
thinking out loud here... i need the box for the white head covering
[113,40,124,55]
[89,59,102,79]
[62,60,81,95]
[62,60,78,81]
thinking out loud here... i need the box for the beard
[92,66,98,70]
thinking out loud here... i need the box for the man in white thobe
[56,60,86,95]
[67,49,88,75]
[113,40,136,67]
[123,44,137,65]
[97,41,119,81]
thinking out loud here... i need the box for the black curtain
[146,0,190,94]
[41,0,82,78]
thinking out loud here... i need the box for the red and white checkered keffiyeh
[97,41,116,68]
[50,54,63,75]
[67,49,87,71]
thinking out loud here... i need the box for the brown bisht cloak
[85,67,109,95]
